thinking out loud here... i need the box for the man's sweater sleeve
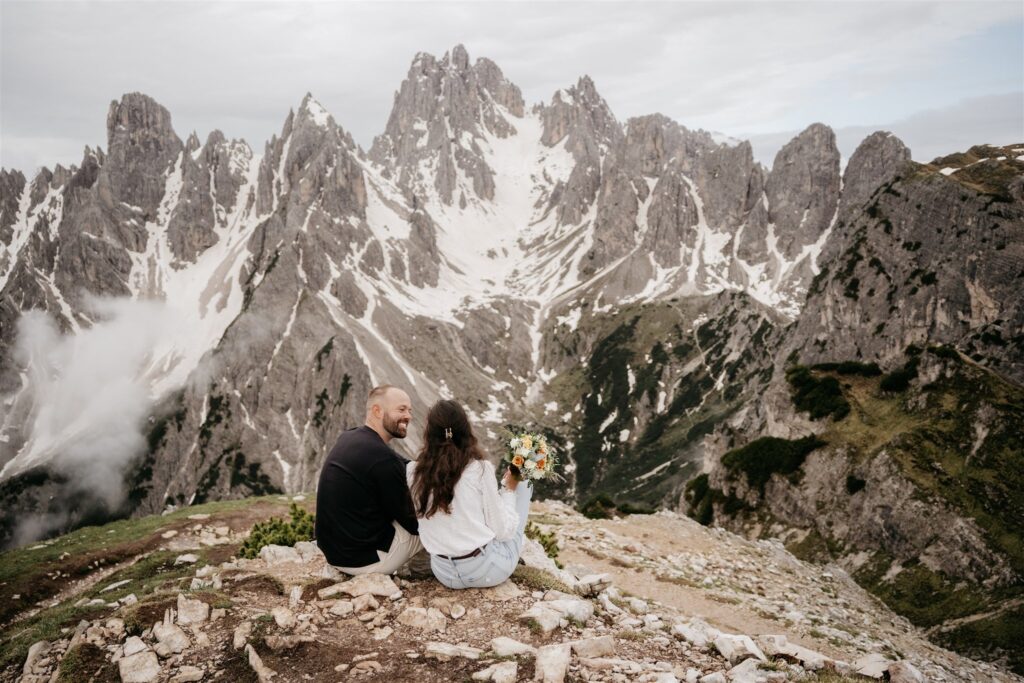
[372,457,419,536]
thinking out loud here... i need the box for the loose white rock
[397,606,446,633]
[233,621,253,649]
[490,636,537,657]
[258,544,301,565]
[118,650,161,683]
[170,665,204,683]
[519,604,565,635]
[246,643,277,682]
[473,661,518,683]
[713,634,766,665]
[570,635,615,658]
[176,594,209,625]
[534,642,572,682]
[425,641,484,661]
[271,606,296,629]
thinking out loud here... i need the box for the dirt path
[555,511,850,660]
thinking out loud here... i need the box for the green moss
[57,643,114,682]
[721,435,827,494]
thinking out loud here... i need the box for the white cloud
[0,1,1021,172]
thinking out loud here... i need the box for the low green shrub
[722,435,827,493]
[880,357,920,392]
[579,494,615,519]
[239,503,314,559]
[811,361,882,377]
[786,366,851,420]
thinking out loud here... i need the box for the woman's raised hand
[502,465,519,492]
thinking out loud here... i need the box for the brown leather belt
[438,546,483,561]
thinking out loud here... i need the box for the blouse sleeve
[479,460,521,541]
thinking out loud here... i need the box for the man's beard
[383,414,408,439]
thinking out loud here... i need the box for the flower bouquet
[504,430,558,482]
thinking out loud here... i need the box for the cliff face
[691,146,1024,675]
[786,145,1024,384]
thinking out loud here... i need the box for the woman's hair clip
[444,427,453,440]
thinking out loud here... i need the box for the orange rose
[512,455,524,467]
[536,459,546,469]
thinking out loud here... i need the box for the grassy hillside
[0,495,309,674]
[689,346,1024,673]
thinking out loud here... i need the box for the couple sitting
[314,384,532,588]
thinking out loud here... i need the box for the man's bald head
[365,385,412,442]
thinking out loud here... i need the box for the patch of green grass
[855,554,989,627]
[936,606,1024,676]
[511,566,575,595]
[615,629,648,642]
[57,642,115,682]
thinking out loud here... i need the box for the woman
[407,399,532,589]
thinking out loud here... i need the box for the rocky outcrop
[369,44,525,206]
[765,122,840,260]
[841,131,912,216]
[5,497,1015,681]
[785,146,1024,383]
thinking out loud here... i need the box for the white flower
[515,446,529,457]
[523,460,536,470]
[509,438,521,449]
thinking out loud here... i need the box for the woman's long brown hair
[410,400,487,518]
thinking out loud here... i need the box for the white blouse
[406,459,520,557]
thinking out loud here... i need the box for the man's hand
[502,466,519,492]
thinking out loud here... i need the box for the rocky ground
[1,496,1019,682]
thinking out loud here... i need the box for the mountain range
[1,43,1022,672]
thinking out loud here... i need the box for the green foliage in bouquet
[239,503,314,559]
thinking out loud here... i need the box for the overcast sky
[1,1,1021,174]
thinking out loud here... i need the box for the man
[315,384,422,574]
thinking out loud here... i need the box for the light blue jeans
[430,482,533,589]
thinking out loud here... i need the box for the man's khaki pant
[332,521,424,576]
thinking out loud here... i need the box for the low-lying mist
[1,297,196,548]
